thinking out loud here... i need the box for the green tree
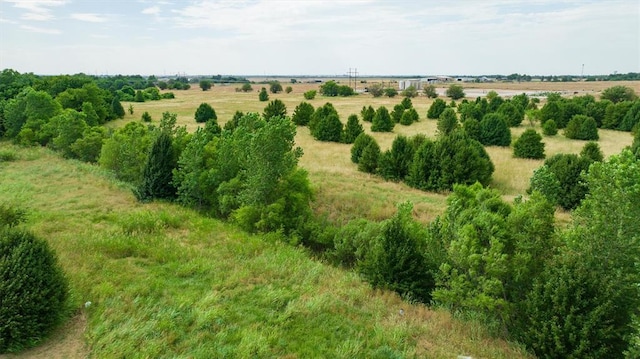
[309,102,338,134]
[400,108,419,125]
[401,85,418,98]
[81,101,99,126]
[542,119,558,136]
[258,87,269,102]
[600,85,637,103]
[49,109,88,158]
[194,103,217,123]
[319,80,339,96]
[342,114,363,144]
[518,150,640,358]
[497,101,524,127]
[391,104,405,123]
[368,83,384,97]
[111,96,125,119]
[351,133,375,164]
[565,114,598,140]
[358,139,380,173]
[479,113,511,146]
[427,98,447,119]
[199,79,212,91]
[423,84,438,98]
[291,102,314,126]
[513,129,545,159]
[377,135,413,181]
[0,228,68,353]
[312,113,343,142]
[384,87,398,98]
[360,105,375,122]
[69,126,107,163]
[532,153,591,210]
[401,97,413,109]
[580,141,604,162]
[269,81,283,94]
[134,90,145,102]
[141,111,152,122]
[463,118,481,141]
[602,101,633,129]
[285,86,292,94]
[303,90,316,100]
[360,203,436,303]
[445,84,465,100]
[99,121,153,185]
[539,100,564,127]
[437,108,459,136]
[241,82,253,92]
[371,106,394,132]
[136,131,177,201]
[263,99,287,120]
[619,100,640,131]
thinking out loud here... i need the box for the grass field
[0,144,532,358]
[117,80,637,224]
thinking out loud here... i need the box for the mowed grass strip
[0,143,531,358]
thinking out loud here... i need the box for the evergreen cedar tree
[371,106,394,132]
[263,99,287,121]
[194,103,217,123]
[292,102,314,126]
[513,129,545,159]
[427,98,447,119]
[136,131,177,201]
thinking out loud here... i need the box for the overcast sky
[0,0,638,76]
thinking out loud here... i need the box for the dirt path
[0,314,89,359]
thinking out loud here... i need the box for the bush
[445,84,465,100]
[312,113,343,142]
[564,114,598,140]
[368,84,384,97]
[497,101,524,127]
[479,113,511,146]
[400,108,419,126]
[269,81,283,94]
[358,139,380,173]
[135,131,177,201]
[262,99,287,121]
[535,153,591,210]
[285,86,292,94]
[542,119,558,136]
[384,87,398,98]
[513,129,545,159]
[360,105,375,122]
[371,106,394,132]
[194,103,217,123]
[377,135,413,181]
[0,149,17,162]
[600,85,637,103]
[351,133,375,164]
[241,83,253,92]
[427,98,447,119]
[0,228,69,353]
[258,87,269,102]
[141,111,152,122]
[423,84,438,98]
[437,108,459,136]
[391,104,405,123]
[580,141,604,162]
[291,102,314,126]
[342,114,363,144]
[303,89,316,100]
[401,86,418,98]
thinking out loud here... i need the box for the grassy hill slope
[0,143,532,358]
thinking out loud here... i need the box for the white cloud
[70,13,108,23]
[20,24,61,34]
[142,6,160,15]
[4,0,68,22]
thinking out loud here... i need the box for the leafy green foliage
[367,84,384,97]
[433,184,555,333]
[134,90,145,102]
[463,118,481,141]
[400,97,413,109]
[194,103,217,123]
[111,96,125,119]
[303,90,316,100]
[479,113,511,146]
[291,102,314,126]
[602,101,633,129]
[437,108,459,136]
[530,153,592,210]
[371,106,394,132]
[350,133,375,164]
[360,105,375,122]
[312,113,343,142]
[580,141,604,162]
[401,86,418,98]
[391,104,405,123]
[342,114,363,144]
[497,101,524,127]
[517,150,640,358]
[427,98,447,119]
[319,80,354,97]
[0,228,68,353]
[423,84,438,98]
[309,102,338,135]
[141,111,152,122]
[269,81,283,94]
[358,139,380,174]
[619,100,640,131]
[359,203,436,302]
[600,85,637,103]
[199,79,212,91]
[445,84,465,100]
[99,121,153,185]
[263,99,287,121]
[542,119,557,135]
[513,129,544,159]
[241,82,253,92]
[378,135,413,181]
[258,87,269,102]
[136,131,177,201]
[384,87,398,98]
[564,114,598,140]
[0,203,26,228]
[400,108,419,126]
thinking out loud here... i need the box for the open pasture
[119,80,638,223]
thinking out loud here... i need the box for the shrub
[479,113,511,146]
[141,111,152,122]
[194,103,217,123]
[619,100,640,131]
[384,87,398,98]
[437,108,459,136]
[258,87,269,102]
[368,84,384,97]
[391,104,405,123]
[285,86,292,94]
[423,84,438,98]
[312,113,343,142]
[0,149,17,162]
[542,119,558,136]
[262,99,287,121]
[371,106,394,132]
[463,118,481,141]
[342,114,363,144]
[400,108,419,125]
[580,141,604,162]
[445,84,465,100]
[360,203,436,302]
[377,135,413,181]
[401,86,418,98]
[357,139,380,173]
[0,203,26,228]
[135,131,176,201]
[427,98,447,119]
[269,81,283,94]
[534,153,591,210]
[303,89,317,100]
[291,102,314,126]
[513,129,545,159]
[565,114,598,140]
[351,133,375,164]
[401,97,413,109]
[0,228,69,353]
[241,83,253,92]
[360,105,375,122]
[497,101,524,127]
[600,85,637,103]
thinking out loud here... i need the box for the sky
[0,0,638,76]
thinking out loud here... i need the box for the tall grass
[0,142,532,358]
